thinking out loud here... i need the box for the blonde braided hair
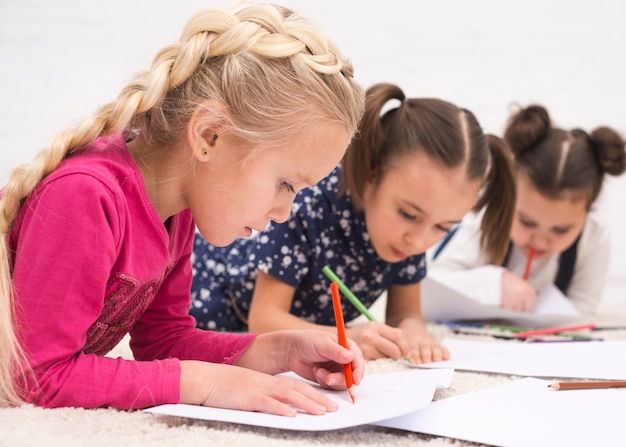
[0,3,364,406]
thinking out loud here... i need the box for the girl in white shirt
[429,105,625,315]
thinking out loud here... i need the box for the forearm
[396,316,431,338]
[233,331,291,374]
[26,354,180,409]
[385,283,424,328]
[248,308,336,334]
[386,308,424,328]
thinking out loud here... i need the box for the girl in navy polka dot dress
[191,83,516,364]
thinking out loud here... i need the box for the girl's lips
[391,246,408,260]
[531,248,547,258]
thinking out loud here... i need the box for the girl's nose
[266,200,293,224]
[529,232,550,252]
[404,228,433,255]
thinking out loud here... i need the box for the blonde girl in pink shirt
[0,3,365,414]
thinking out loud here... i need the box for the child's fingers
[408,341,450,365]
[363,325,412,361]
[344,338,365,384]
[240,378,338,416]
[277,379,338,414]
[310,333,359,366]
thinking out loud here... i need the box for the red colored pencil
[523,246,535,280]
[514,323,596,339]
[330,281,356,403]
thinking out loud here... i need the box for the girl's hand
[501,269,537,312]
[346,322,412,361]
[398,317,450,365]
[277,329,364,391]
[179,361,339,417]
[218,329,364,414]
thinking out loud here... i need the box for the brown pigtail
[473,135,517,265]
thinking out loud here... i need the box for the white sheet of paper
[533,283,580,315]
[145,369,454,431]
[421,277,593,328]
[418,338,626,379]
[375,377,626,446]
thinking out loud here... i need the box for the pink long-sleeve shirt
[8,133,256,409]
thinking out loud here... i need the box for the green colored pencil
[322,265,378,322]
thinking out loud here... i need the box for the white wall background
[1,0,624,310]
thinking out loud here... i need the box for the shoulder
[427,210,485,263]
[579,205,612,250]
[43,133,137,196]
[22,134,144,234]
[443,210,483,244]
[291,165,342,215]
[297,166,341,200]
[313,165,342,195]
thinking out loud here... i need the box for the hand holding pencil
[330,281,357,403]
[500,246,538,312]
[323,264,447,364]
[500,269,537,312]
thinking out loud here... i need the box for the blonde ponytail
[0,239,26,405]
[0,3,363,406]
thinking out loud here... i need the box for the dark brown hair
[504,104,626,207]
[341,83,516,264]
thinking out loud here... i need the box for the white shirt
[427,206,612,315]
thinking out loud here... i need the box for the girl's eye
[436,225,452,233]
[519,218,536,228]
[280,180,295,193]
[552,227,570,235]
[399,209,416,221]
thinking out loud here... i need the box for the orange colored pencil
[330,281,355,403]
[549,381,626,390]
[523,246,535,280]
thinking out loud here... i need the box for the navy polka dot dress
[190,166,426,331]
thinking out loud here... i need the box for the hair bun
[590,127,626,176]
[504,104,550,156]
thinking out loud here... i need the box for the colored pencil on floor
[330,281,356,403]
[526,337,599,343]
[549,381,626,390]
[514,323,596,339]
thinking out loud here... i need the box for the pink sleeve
[129,214,257,364]
[11,172,251,409]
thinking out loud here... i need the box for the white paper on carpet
[145,368,453,431]
[421,277,593,328]
[417,338,626,379]
[374,377,626,446]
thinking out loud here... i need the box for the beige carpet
[3,318,625,447]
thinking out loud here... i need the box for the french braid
[0,3,364,406]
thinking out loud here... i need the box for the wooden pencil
[548,380,626,390]
[330,281,356,403]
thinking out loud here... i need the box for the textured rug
[2,318,625,447]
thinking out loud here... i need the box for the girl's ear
[366,168,379,184]
[187,100,228,162]
[362,169,379,202]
